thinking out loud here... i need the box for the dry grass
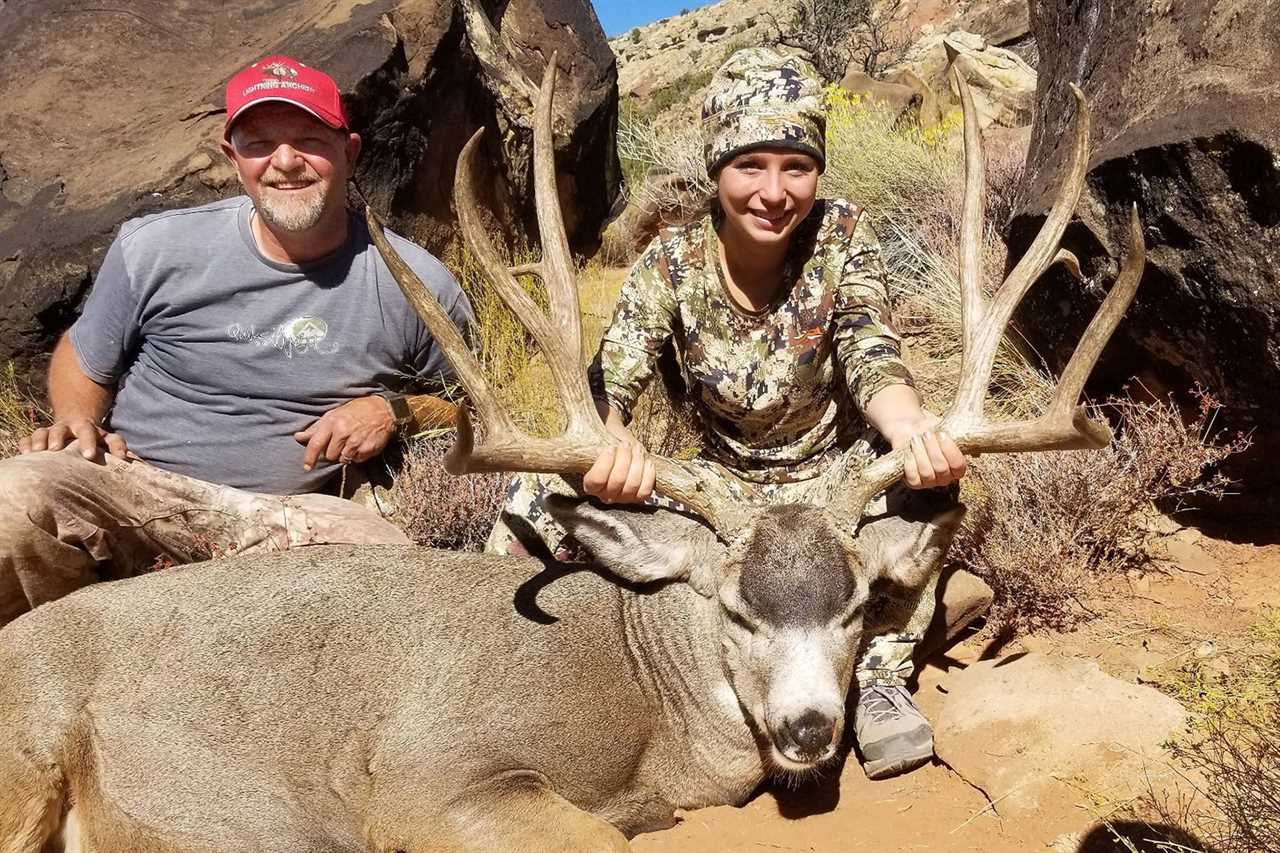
[617,118,715,221]
[821,86,963,227]
[0,363,42,459]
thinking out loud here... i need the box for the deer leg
[377,774,631,853]
[0,739,64,853]
[450,783,631,853]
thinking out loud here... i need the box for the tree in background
[774,0,907,81]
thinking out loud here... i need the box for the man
[0,55,473,627]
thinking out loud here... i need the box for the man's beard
[255,183,328,233]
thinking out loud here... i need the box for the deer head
[366,56,1144,772]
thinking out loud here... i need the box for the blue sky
[592,0,718,37]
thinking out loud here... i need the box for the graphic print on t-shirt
[226,316,339,358]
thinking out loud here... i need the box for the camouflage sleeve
[832,215,915,414]
[588,238,678,422]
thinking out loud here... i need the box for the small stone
[1194,640,1216,659]
[1049,833,1083,853]
[1173,527,1204,546]
[1207,657,1233,678]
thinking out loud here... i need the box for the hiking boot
[854,683,934,780]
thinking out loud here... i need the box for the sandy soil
[630,532,1280,852]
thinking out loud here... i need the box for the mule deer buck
[0,58,1143,852]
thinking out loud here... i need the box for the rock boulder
[1009,0,1280,523]
[900,30,1036,128]
[0,0,620,385]
[935,653,1187,815]
[839,71,924,126]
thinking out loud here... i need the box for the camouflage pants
[486,458,940,689]
[0,444,410,627]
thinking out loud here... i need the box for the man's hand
[19,418,128,459]
[294,396,396,471]
[582,414,656,504]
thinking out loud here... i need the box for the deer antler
[366,53,756,535]
[829,68,1145,524]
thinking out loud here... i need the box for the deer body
[0,543,768,852]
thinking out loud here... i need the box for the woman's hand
[865,385,968,489]
[583,407,656,504]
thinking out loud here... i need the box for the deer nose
[783,709,835,755]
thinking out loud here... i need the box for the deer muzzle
[762,630,847,769]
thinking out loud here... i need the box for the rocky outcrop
[1009,0,1280,522]
[956,0,1032,61]
[900,30,1036,128]
[884,68,946,129]
[0,0,620,385]
[610,0,782,100]
[840,70,947,129]
[840,71,922,122]
[935,654,1187,815]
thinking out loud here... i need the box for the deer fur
[0,492,961,853]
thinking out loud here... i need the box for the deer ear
[543,495,725,597]
[856,505,966,590]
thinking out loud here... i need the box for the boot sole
[861,731,934,780]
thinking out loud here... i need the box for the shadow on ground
[1077,820,1218,852]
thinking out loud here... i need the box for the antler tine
[531,55,591,382]
[368,56,757,536]
[948,74,1091,423]
[450,61,606,445]
[366,205,515,456]
[827,75,1145,527]
[1047,204,1144,421]
[954,61,986,394]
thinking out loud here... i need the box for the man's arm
[291,246,475,471]
[19,333,127,459]
[398,394,458,432]
[292,393,459,471]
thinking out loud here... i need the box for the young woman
[489,47,967,780]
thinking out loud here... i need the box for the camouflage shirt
[591,198,914,485]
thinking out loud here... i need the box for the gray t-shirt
[70,196,474,495]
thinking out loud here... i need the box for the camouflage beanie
[702,47,826,176]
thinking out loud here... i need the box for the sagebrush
[1169,708,1280,853]
[387,434,509,551]
[1145,610,1280,852]
[954,391,1249,632]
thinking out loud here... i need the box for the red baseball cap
[223,55,349,139]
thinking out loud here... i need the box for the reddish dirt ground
[632,533,1280,852]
